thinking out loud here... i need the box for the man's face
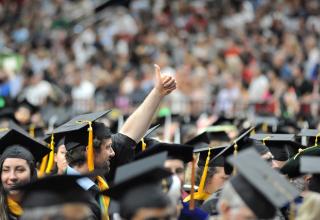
[132,206,175,220]
[206,167,229,194]
[164,159,185,186]
[220,201,256,220]
[229,206,256,220]
[94,138,115,172]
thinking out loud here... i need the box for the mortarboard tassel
[38,153,48,177]
[232,141,238,176]
[189,154,196,210]
[315,132,320,146]
[29,124,35,138]
[141,138,147,151]
[262,123,268,133]
[87,121,94,171]
[262,136,271,146]
[184,149,211,202]
[45,134,55,174]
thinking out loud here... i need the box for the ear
[53,153,57,163]
[219,200,230,215]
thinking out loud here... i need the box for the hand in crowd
[154,64,177,97]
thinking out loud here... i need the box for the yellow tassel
[141,138,146,151]
[232,142,238,176]
[29,124,35,138]
[87,121,94,172]
[262,123,268,133]
[262,136,271,145]
[45,134,55,174]
[38,151,48,177]
[198,148,211,194]
[289,202,296,220]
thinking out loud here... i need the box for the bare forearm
[119,88,163,142]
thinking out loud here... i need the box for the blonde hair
[297,192,320,220]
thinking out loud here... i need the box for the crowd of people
[0,0,320,220]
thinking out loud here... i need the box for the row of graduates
[1,109,320,220]
[0,65,319,219]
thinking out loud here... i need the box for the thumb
[154,64,161,80]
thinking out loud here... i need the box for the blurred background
[0,0,319,140]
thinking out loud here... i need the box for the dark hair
[66,136,107,167]
[196,166,218,187]
[65,146,87,167]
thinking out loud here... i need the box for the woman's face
[1,158,31,195]
[54,145,68,174]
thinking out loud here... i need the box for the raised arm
[119,64,176,142]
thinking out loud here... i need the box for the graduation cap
[297,129,320,147]
[183,146,227,204]
[18,175,96,209]
[250,133,303,161]
[300,156,320,193]
[184,130,230,150]
[227,148,300,219]
[280,146,320,178]
[134,124,160,154]
[134,142,194,163]
[212,127,270,175]
[300,156,320,174]
[252,116,279,133]
[0,127,51,163]
[102,152,172,218]
[52,111,112,171]
[194,146,227,167]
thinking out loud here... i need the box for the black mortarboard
[103,152,172,200]
[213,127,269,174]
[18,175,95,208]
[252,116,279,133]
[250,133,303,161]
[280,146,320,178]
[228,148,299,219]
[213,127,266,161]
[297,129,320,147]
[52,111,112,171]
[0,127,51,162]
[53,110,112,134]
[300,156,320,174]
[134,143,194,163]
[135,124,160,154]
[194,146,227,167]
[43,133,65,152]
[211,115,235,126]
[300,156,320,193]
[184,130,230,150]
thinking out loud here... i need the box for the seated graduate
[213,148,299,220]
[103,152,175,220]
[18,175,101,220]
[0,127,50,220]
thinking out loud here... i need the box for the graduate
[0,127,50,220]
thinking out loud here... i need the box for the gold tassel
[45,134,55,174]
[38,152,48,177]
[141,138,146,151]
[289,202,296,220]
[262,123,268,133]
[87,121,94,171]
[29,124,35,138]
[189,154,196,210]
[198,148,211,194]
[232,142,238,176]
[262,136,271,145]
